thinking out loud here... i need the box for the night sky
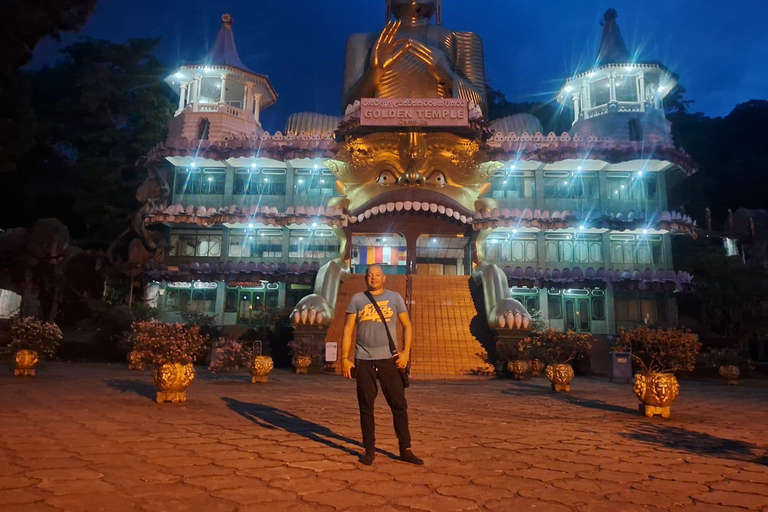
[29,0,768,133]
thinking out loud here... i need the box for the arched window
[197,118,210,140]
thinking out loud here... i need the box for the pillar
[220,74,228,105]
[638,72,646,112]
[580,82,589,117]
[178,83,188,112]
[572,93,581,123]
[253,94,262,124]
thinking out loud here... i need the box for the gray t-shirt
[346,289,407,360]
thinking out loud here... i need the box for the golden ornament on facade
[718,365,740,385]
[153,363,195,404]
[507,360,529,380]
[326,131,501,215]
[292,355,312,374]
[529,359,545,377]
[545,363,575,392]
[249,356,274,383]
[14,350,39,377]
[633,372,680,418]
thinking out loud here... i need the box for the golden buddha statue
[342,0,487,115]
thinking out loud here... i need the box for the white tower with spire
[164,14,278,142]
[557,9,677,144]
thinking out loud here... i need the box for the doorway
[415,234,469,276]
[351,233,407,274]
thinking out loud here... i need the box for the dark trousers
[355,358,411,452]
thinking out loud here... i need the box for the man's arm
[396,311,412,369]
[341,312,357,379]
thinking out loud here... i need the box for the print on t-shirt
[357,301,394,323]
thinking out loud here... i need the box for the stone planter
[718,365,740,385]
[545,363,574,392]
[14,350,39,376]
[249,356,274,383]
[506,360,529,380]
[292,355,312,374]
[153,363,195,404]
[633,372,680,418]
[529,359,545,377]
[127,350,147,370]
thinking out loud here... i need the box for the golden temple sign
[360,98,468,127]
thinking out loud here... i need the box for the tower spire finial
[221,13,233,28]
[596,8,630,65]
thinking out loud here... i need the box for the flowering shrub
[9,317,63,358]
[207,339,257,373]
[614,326,702,373]
[534,329,594,365]
[699,347,744,368]
[128,322,208,366]
[288,338,323,360]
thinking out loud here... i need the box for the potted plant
[288,338,323,374]
[700,347,750,385]
[128,322,208,403]
[614,326,701,418]
[535,329,594,392]
[208,339,274,383]
[9,317,63,376]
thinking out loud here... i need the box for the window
[294,169,336,197]
[545,234,602,264]
[289,230,339,259]
[591,292,606,321]
[169,231,222,257]
[233,169,286,196]
[228,230,283,258]
[199,76,222,104]
[164,287,217,313]
[616,75,639,102]
[175,168,225,195]
[237,285,280,324]
[490,171,535,199]
[484,233,537,263]
[606,172,657,200]
[610,235,664,265]
[511,288,540,312]
[543,172,598,199]
[224,79,245,109]
[590,77,611,107]
[548,291,562,320]
[615,297,668,325]
[197,118,210,140]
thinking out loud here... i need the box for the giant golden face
[325,132,501,218]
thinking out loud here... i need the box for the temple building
[138,4,697,377]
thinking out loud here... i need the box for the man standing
[341,265,423,466]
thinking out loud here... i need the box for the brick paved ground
[1,363,767,512]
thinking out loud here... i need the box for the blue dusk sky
[29,0,768,133]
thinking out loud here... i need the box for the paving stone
[301,488,388,509]
[0,475,41,490]
[208,486,298,505]
[351,481,431,498]
[391,493,479,511]
[690,490,768,510]
[37,479,117,495]
[26,469,104,481]
[44,493,142,512]
[0,487,50,505]
[484,496,574,511]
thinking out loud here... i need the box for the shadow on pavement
[620,424,768,466]
[104,379,156,401]
[501,380,638,415]
[222,397,398,460]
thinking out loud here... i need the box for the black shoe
[359,450,375,466]
[399,449,424,465]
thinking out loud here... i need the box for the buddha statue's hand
[408,39,456,85]
[371,20,409,75]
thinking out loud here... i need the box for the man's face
[366,267,386,292]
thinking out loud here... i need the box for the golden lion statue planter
[545,363,574,392]
[153,363,195,404]
[633,372,680,418]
